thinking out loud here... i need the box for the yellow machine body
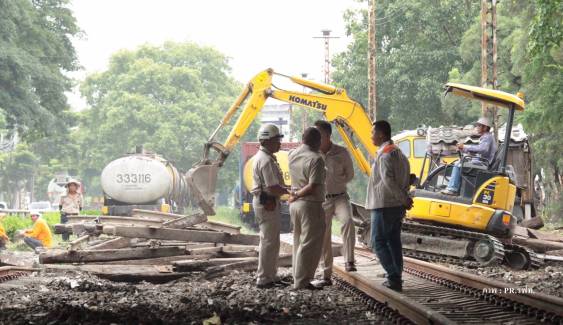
[408,176,517,233]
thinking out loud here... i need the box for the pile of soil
[0,268,386,324]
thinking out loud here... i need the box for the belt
[326,192,346,199]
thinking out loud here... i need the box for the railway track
[332,249,563,325]
[0,266,37,284]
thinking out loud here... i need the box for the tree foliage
[0,0,80,137]
[333,0,480,130]
[76,42,242,195]
[332,0,562,220]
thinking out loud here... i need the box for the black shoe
[345,262,357,272]
[382,280,402,292]
[272,279,291,287]
[256,282,276,289]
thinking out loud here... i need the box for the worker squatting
[0,179,82,252]
[251,119,412,291]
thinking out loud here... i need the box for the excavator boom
[186,68,376,215]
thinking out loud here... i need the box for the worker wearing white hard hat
[59,178,83,241]
[442,116,497,195]
[23,210,53,251]
[250,123,290,288]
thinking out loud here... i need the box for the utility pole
[301,73,309,134]
[313,30,339,84]
[481,0,499,141]
[368,0,377,121]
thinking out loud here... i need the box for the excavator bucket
[185,163,220,216]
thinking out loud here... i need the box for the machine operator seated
[442,117,497,195]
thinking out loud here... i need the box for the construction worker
[0,213,9,250]
[366,120,412,292]
[313,120,356,287]
[288,127,326,290]
[23,211,53,251]
[251,123,289,289]
[442,117,497,195]
[59,179,83,241]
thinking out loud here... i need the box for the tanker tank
[101,151,187,216]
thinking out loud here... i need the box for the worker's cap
[29,210,42,218]
[65,179,81,188]
[475,117,492,128]
[257,123,284,141]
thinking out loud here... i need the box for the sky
[68,0,363,109]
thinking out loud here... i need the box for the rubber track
[402,221,505,267]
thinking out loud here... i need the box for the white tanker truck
[101,150,188,216]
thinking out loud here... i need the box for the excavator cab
[408,83,524,237]
[403,84,542,269]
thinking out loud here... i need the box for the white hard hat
[257,123,283,141]
[29,210,42,217]
[475,117,492,128]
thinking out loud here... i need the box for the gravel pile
[0,268,387,324]
[447,262,563,298]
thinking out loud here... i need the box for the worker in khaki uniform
[288,127,326,290]
[313,120,357,287]
[59,179,83,241]
[251,124,290,289]
[23,211,53,251]
[0,214,9,250]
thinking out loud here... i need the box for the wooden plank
[87,255,214,266]
[68,215,163,227]
[513,225,529,238]
[162,213,207,228]
[520,216,544,230]
[41,263,172,273]
[199,220,241,234]
[131,209,185,220]
[41,263,188,283]
[69,235,91,250]
[87,237,133,250]
[39,246,188,264]
[134,240,191,247]
[172,257,259,272]
[205,254,292,279]
[512,237,563,253]
[527,228,563,243]
[102,225,259,245]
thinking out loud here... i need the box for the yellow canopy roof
[445,83,525,111]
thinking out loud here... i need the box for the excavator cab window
[413,139,427,158]
[397,140,411,158]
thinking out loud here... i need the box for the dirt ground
[446,261,563,298]
[0,268,387,325]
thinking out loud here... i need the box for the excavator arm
[186,68,376,215]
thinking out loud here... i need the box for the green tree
[522,0,562,222]
[78,42,243,195]
[332,0,480,130]
[0,144,38,207]
[0,0,80,137]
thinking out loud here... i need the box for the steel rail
[403,256,563,319]
[333,264,454,325]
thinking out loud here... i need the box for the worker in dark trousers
[365,120,412,292]
[59,179,83,241]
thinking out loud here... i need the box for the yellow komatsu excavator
[186,70,539,269]
[186,68,375,216]
[403,83,540,269]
